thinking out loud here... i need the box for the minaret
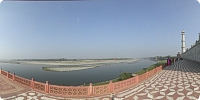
[181,31,186,54]
[199,33,200,41]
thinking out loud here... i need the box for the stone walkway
[0,74,30,98]
[1,59,200,100]
[114,60,200,100]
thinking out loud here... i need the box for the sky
[0,0,200,59]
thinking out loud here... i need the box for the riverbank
[91,60,166,86]
[14,59,138,65]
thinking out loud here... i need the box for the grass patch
[92,78,121,86]
[154,60,166,67]
[112,78,120,82]
[146,66,155,71]
[134,69,146,75]
[93,81,110,86]
[134,60,166,75]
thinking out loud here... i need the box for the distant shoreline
[0,59,140,72]
[10,59,139,65]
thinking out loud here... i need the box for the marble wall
[182,36,200,62]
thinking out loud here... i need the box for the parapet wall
[0,65,165,97]
[182,38,200,62]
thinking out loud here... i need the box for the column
[45,81,49,93]
[13,73,15,81]
[7,71,9,78]
[31,78,34,89]
[88,83,93,95]
[109,80,113,93]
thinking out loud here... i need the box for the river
[0,59,156,86]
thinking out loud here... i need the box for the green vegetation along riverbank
[91,60,166,86]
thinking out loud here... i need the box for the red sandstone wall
[0,65,164,97]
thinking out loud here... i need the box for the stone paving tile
[1,60,200,100]
[2,90,66,100]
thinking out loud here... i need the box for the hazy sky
[0,0,200,59]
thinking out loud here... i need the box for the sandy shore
[42,66,95,72]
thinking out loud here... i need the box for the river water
[0,59,156,86]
